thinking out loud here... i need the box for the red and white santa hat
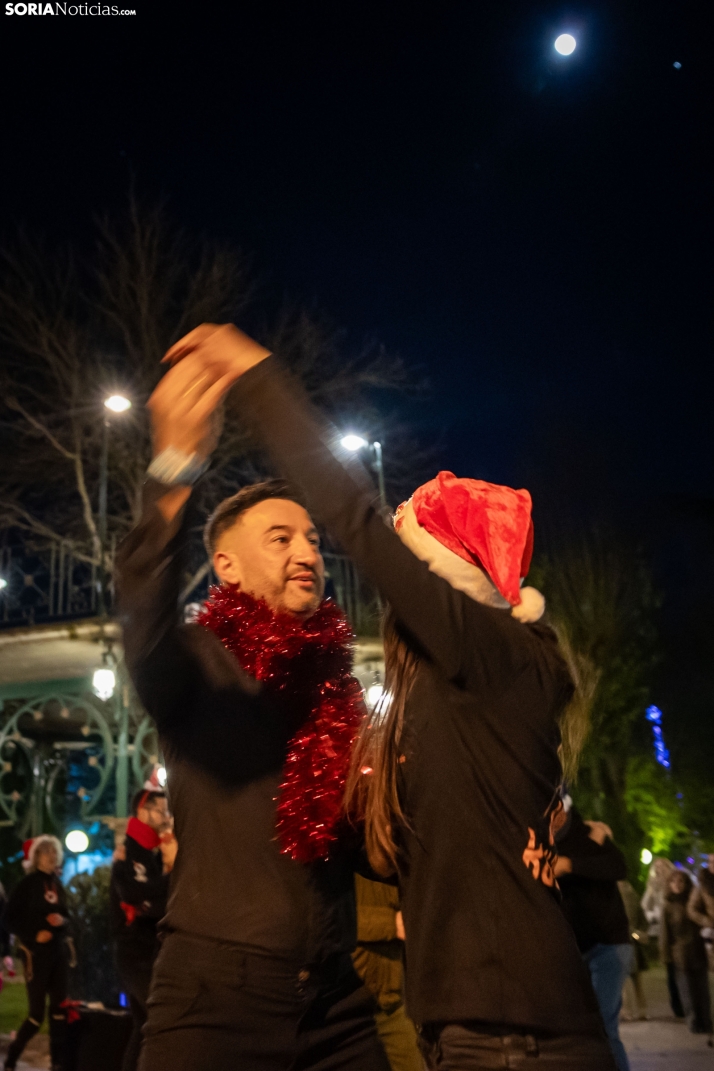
[394,471,545,623]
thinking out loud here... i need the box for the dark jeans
[115,939,156,1071]
[582,943,633,1071]
[138,931,391,1071]
[418,1022,617,1070]
[676,968,713,1033]
[5,941,69,1069]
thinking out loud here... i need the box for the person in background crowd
[617,880,649,1021]
[352,875,422,1071]
[641,857,684,1018]
[688,853,714,969]
[110,789,176,1071]
[0,881,14,981]
[165,323,616,1071]
[555,809,632,1071]
[660,870,713,1035]
[3,835,75,1071]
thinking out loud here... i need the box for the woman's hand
[46,913,64,928]
[35,930,53,944]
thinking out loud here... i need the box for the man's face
[139,796,171,833]
[213,498,325,618]
[708,853,714,873]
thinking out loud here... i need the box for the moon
[554,34,577,56]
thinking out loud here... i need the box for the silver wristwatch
[147,446,209,487]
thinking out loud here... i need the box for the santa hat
[394,471,545,623]
[21,838,35,872]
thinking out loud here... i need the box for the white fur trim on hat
[28,834,63,871]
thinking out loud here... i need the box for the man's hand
[35,930,53,944]
[585,820,613,846]
[153,323,270,460]
[395,911,406,941]
[162,323,270,381]
[46,913,64,928]
[160,833,178,873]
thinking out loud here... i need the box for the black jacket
[4,870,69,952]
[555,809,630,952]
[110,828,170,954]
[229,356,603,1035]
[116,497,363,968]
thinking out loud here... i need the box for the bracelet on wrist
[147,446,209,487]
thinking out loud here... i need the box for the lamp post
[340,435,387,511]
[98,394,132,615]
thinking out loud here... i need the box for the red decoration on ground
[198,586,365,864]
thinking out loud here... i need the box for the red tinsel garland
[197,586,365,864]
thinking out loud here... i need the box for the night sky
[1,3,712,752]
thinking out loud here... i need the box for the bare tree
[0,201,426,606]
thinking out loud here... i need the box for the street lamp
[340,434,387,510]
[98,393,132,615]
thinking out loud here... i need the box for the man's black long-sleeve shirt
[556,810,630,952]
[227,356,603,1034]
[116,488,360,968]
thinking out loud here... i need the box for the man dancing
[116,344,389,1070]
[159,323,617,1070]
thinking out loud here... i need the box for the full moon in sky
[554,33,577,55]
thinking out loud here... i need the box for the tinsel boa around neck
[197,585,365,864]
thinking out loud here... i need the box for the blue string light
[645,705,671,768]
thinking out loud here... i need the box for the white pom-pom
[511,586,546,624]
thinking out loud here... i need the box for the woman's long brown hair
[344,606,420,876]
[346,605,586,876]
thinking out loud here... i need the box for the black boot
[49,1009,68,1071]
[4,1016,40,1069]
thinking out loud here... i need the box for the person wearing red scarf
[116,353,388,1069]
[110,789,174,1071]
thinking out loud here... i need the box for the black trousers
[666,962,685,1018]
[115,939,156,1071]
[5,941,69,1069]
[418,1022,617,1070]
[138,931,391,1071]
[676,968,713,1033]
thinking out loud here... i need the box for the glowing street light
[104,394,132,414]
[640,848,653,866]
[0,577,7,591]
[156,765,167,787]
[98,393,132,614]
[65,829,90,853]
[92,666,116,701]
[341,434,368,452]
[340,434,387,510]
[554,33,577,56]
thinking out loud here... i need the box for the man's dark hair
[203,479,302,556]
[131,789,167,816]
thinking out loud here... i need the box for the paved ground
[2,965,713,1069]
[622,966,714,1071]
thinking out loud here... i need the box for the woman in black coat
[660,870,712,1034]
[3,835,74,1071]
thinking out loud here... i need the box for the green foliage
[533,532,660,882]
[624,754,688,855]
[65,866,120,1006]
